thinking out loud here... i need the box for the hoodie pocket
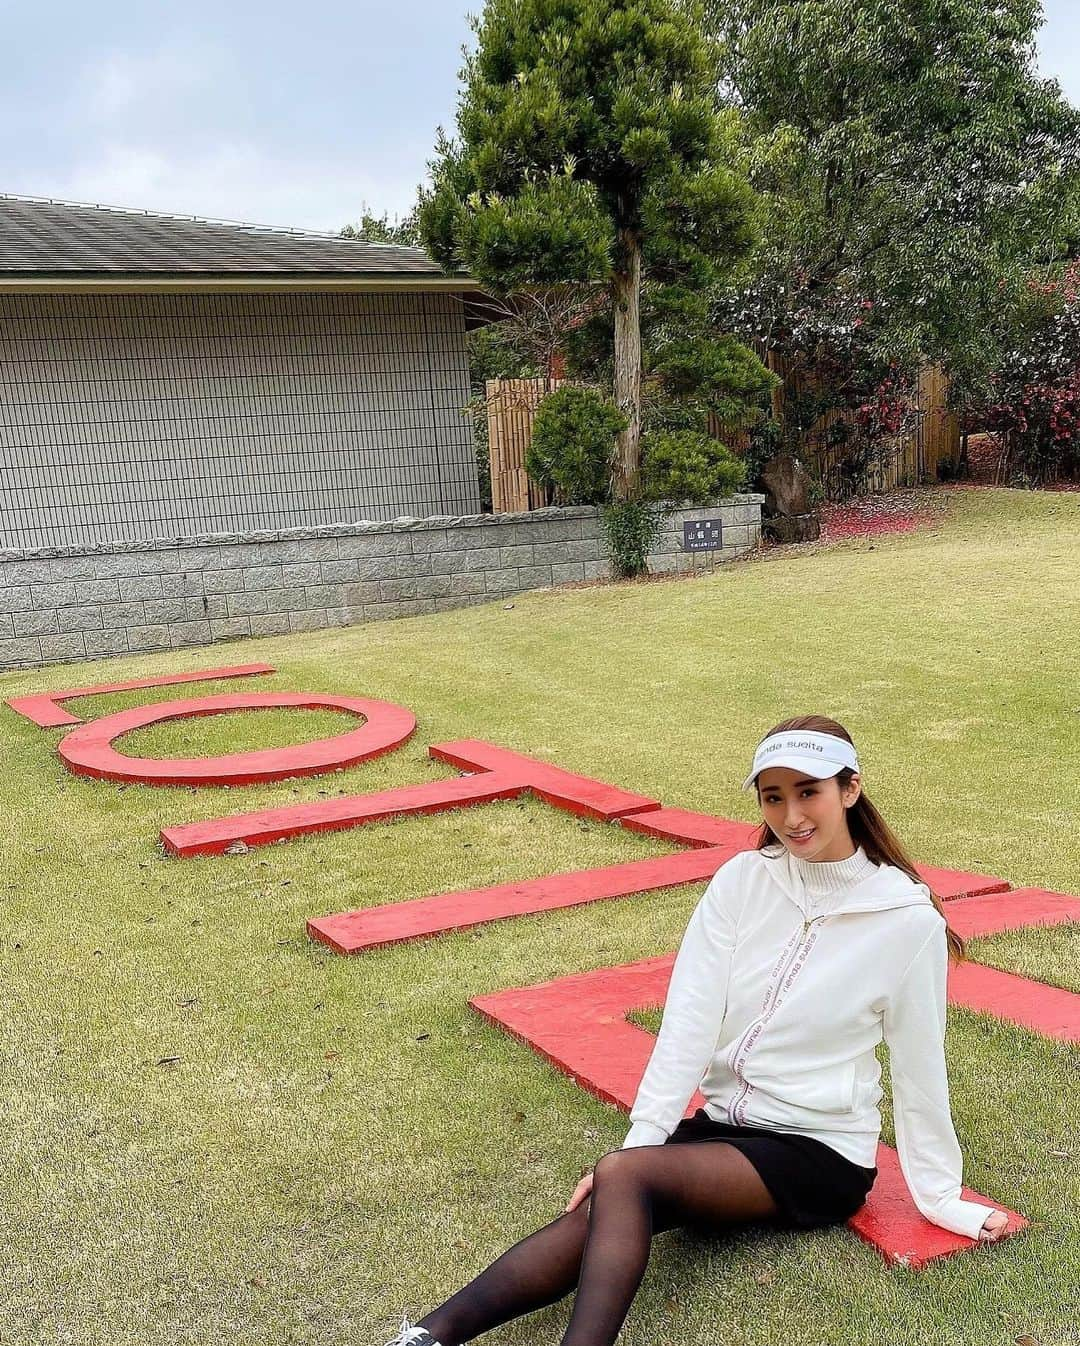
[744,1058,859,1115]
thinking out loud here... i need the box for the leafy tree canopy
[341,210,421,247]
[707,0,1080,397]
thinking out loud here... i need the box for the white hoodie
[621,843,998,1240]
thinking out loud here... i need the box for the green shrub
[526,386,628,505]
[649,335,778,420]
[641,430,747,505]
[599,500,666,579]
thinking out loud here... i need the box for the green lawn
[1,485,1078,1346]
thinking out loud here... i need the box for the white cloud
[13,35,432,232]
[11,140,424,233]
[79,38,224,122]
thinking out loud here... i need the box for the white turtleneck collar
[789,843,877,897]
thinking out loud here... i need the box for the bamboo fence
[486,377,561,513]
[486,362,960,512]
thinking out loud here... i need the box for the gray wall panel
[0,291,480,548]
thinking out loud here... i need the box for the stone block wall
[0,495,763,670]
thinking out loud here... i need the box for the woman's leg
[416,1199,596,1346]
[416,1141,777,1346]
[559,1142,778,1346]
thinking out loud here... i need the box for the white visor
[742,730,860,791]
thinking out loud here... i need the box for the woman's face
[756,766,861,862]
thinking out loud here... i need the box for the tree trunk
[766,347,785,423]
[611,230,643,499]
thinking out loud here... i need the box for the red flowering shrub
[855,367,918,440]
[981,263,1080,485]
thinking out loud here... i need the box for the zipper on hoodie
[727,912,829,1125]
[727,915,822,1069]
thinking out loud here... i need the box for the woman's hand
[565,1169,594,1215]
[978,1210,1009,1243]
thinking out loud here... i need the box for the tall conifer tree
[419,0,760,499]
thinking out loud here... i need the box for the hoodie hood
[755,844,935,919]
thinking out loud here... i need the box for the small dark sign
[682,518,724,552]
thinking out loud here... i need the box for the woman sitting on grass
[386,713,1010,1346]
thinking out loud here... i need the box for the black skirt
[663,1107,877,1230]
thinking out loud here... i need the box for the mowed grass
[0,485,1078,1346]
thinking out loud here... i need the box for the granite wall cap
[0,495,764,563]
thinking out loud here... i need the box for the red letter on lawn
[5,663,275,727]
[58,692,416,786]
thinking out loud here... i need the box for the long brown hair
[750,714,966,964]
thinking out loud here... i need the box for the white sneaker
[382,1313,443,1346]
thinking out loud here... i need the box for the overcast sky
[3,0,1079,235]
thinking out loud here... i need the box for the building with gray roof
[0,194,483,549]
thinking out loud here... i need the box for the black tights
[416,1140,780,1346]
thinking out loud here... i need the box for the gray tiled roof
[0,195,461,279]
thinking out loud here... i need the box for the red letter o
[58,692,416,786]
